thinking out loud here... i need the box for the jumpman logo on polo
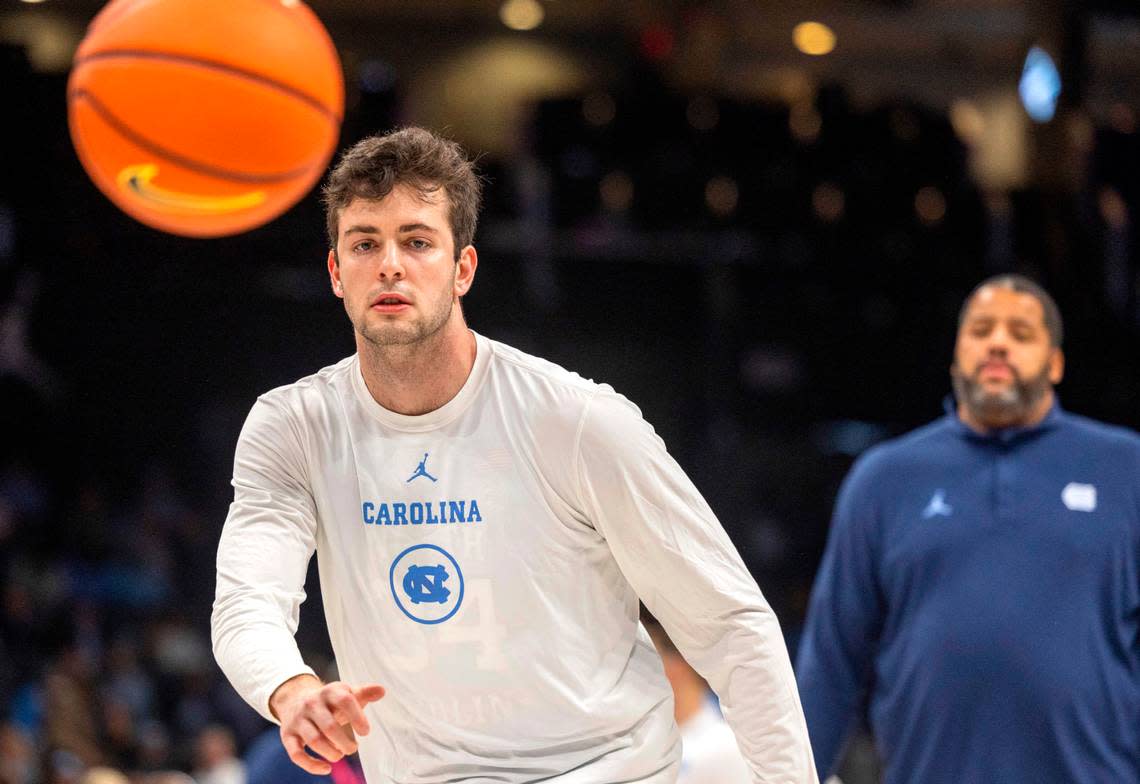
[922,489,953,519]
[406,453,438,483]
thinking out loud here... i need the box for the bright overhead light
[500,0,544,32]
[793,21,836,56]
[19,0,50,4]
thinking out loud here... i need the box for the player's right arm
[212,394,387,775]
[212,394,320,721]
[794,455,885,779]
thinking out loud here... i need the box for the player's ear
[454,245,477,297]
[1049,347,1064,385]
[328,249,343,298]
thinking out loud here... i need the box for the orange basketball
[67,0,344,238]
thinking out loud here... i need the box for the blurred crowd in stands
[0,460,259,783]
[0,454,369,784]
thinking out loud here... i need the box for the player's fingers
[333,687,381,735]
[294,714,348,763]
[353,683,386,706]
[319,684,366,741]
[312,706,358,757]
[282,732,332,775]
[329,721,358,756]
[329,701,369,737]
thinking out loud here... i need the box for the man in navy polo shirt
[797,274,1140,784]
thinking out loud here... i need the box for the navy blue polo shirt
[796,401,1140,784]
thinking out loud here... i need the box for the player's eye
[353,240,375,252]
[407,238,431,250]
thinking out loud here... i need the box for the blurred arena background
[2,1,1139,782]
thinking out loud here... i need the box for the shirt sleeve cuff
[254,665,319,724]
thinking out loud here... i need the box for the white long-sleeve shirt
[212,331,816,784]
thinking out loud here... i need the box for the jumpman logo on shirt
[922,489,953,519]
[406,453,438,483]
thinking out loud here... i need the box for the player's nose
[985,325,1012,352]
[376,242,405,279]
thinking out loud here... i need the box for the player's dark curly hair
[322,126,483,259]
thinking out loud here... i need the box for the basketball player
[796,276,1140,783]
[212,127,817,783]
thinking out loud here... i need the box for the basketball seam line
[74,48,342,122]
[71,89,318,184]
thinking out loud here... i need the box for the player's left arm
[574,390,818,784]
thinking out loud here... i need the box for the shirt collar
[943,394,1064,444]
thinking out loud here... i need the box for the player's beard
[356,269,456,349]
[951,358,1052,429]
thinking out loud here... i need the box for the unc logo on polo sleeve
[390,544,465,624]
[1061,482,1097,512]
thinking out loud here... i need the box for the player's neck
[357,318,477,416]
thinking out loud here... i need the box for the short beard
[358,296,453,348]
[354,268,457,349]
[951,361,1052,429]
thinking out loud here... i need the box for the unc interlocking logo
[389,544,464,624]
[403,564,451,604]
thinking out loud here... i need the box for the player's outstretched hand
[270,674,386,774]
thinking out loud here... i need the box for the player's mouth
[977,361,1014,381]
[371,292,411,314]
